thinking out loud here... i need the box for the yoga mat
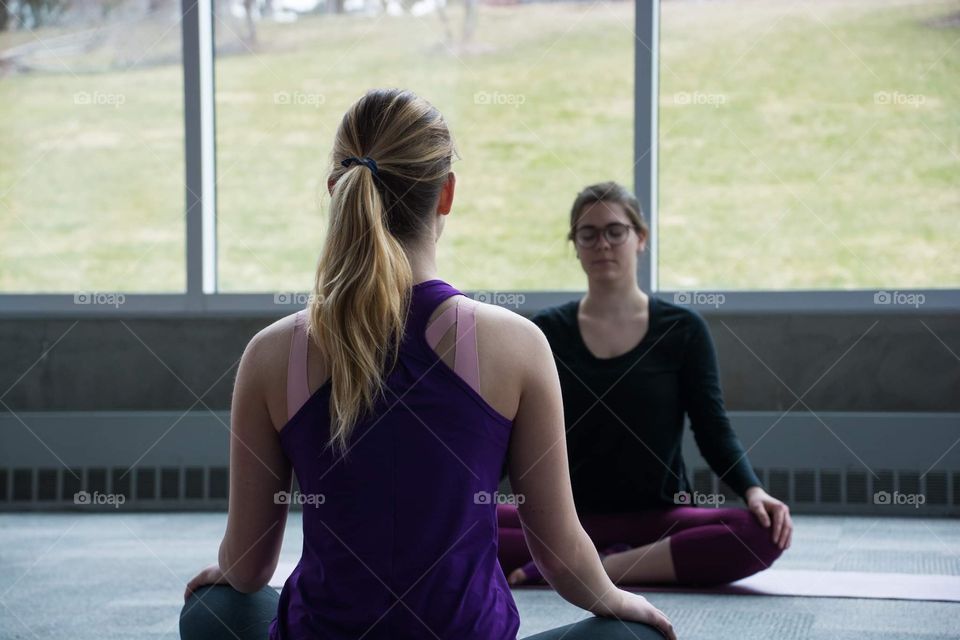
[555,569,960,603]
[270,562,960,603]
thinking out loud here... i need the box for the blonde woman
[179,91,675,640]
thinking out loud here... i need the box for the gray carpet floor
[0,513,957,639]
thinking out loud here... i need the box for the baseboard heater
[1,411,957,516]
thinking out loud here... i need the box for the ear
[327,177,336,196]
[637,229,648,253]
[437,171,456,215]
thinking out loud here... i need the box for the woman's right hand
[612,590,677,640]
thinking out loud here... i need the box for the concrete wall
[0,309,957,412]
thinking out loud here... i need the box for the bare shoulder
[472,300,550,369]
[473,299,541,335]
[239,312,301,430]
[245,312,299,368]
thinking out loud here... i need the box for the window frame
[1,0,956,317]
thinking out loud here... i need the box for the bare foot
[507,567,526,585]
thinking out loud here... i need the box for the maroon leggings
[497,504,783,586]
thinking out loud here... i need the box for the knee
[556,616,667,640]
[729,511,784,572]
[180,586,213,640]
[179,585,242,640]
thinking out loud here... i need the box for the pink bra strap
[455,298,480,393]
[424,304,457,348]
[424,297,480,394]
[287,309,311,422]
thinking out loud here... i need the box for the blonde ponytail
[307,89,457,455]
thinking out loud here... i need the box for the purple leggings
[497,504,783,586]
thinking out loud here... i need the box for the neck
[581,276,647,317]
[405,238,439,285]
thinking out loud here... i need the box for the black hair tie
[340,156,379,178]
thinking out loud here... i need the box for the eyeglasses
[572,222,637,248]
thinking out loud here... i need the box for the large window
[213,0,634,292]
[1,0,956,312]
[0,0,185,293]
[658,0,959,291]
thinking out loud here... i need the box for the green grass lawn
[1,0,957,293]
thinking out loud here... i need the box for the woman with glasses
[498,181,792,588]
[179,93,675,640]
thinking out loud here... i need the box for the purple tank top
[268,279,520,640]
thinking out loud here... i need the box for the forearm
[682,313,762,498]
[540,526,623,617]
[218,538,264,593]
[713,452,762,497]
[693,422,762,497]
[217,539,241,588]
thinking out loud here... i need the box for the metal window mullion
[182,0,217,311]
[199,0,217,297]
[635,0,659,294]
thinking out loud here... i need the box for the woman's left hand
[745,486,792,550]
[184,563,230,602]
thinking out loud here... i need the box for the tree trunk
[463,0,477,44]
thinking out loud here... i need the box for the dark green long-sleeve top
[528,296,761,514]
